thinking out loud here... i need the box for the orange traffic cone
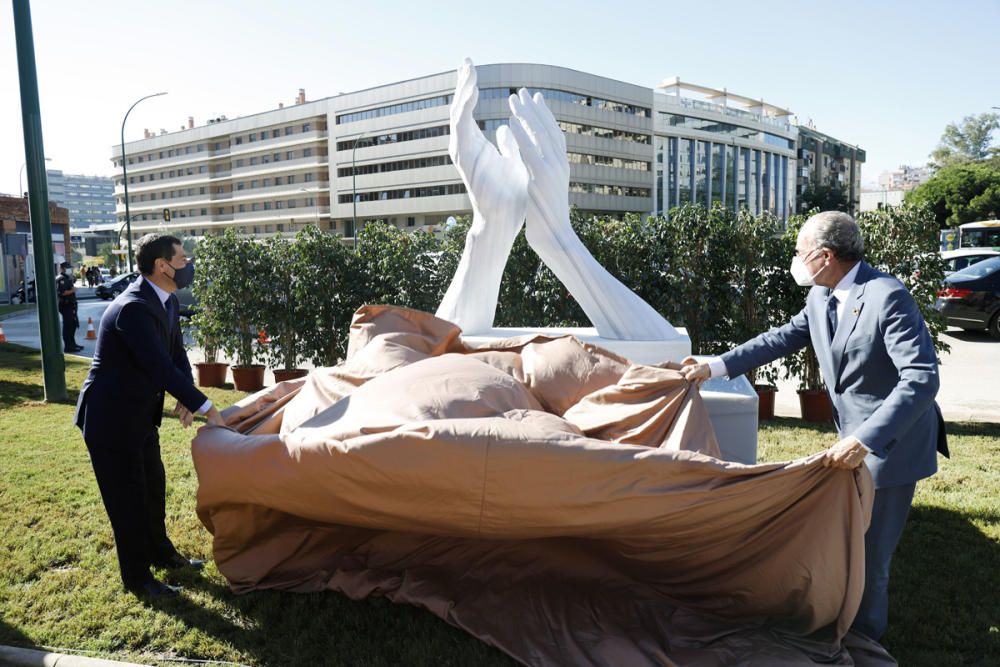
[85,317,97,340]
[0,323,6,344]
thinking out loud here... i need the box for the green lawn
[0,303,34,318]
[0,342,997,666]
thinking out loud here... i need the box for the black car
[935,256,1000,339]
[95,272,139,300]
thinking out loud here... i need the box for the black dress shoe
[153,553,206,570]
[126,579,181,598]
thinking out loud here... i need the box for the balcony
[229,130,329,156]
[231,156,327,178]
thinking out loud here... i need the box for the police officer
[56,261,83,353]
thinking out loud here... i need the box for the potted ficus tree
[263,234,308,382]
[293,224,357,368]
[190,309,228,387]
[199,229,268,392]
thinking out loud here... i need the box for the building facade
[878,164,931,191]
[795,125,866,215]
[111,64,822,243]
[46,170,116,229]
[0,195,71,302]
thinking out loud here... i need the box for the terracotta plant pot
[798,389,833,423]
[753,384,777,421]
[273,368,309,383]
[231,364,266,392]
[195,362,228,388]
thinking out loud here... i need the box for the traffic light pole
[12,0,67,402]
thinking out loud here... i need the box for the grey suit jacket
[722,261,946,488]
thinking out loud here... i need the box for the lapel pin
[852,308,859,317]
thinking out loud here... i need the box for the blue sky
[2,0,998,195]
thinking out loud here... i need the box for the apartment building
[795,125,866,215]
[111,64,815,243]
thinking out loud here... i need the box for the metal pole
[120,92,166,272]
[12,0,66,401]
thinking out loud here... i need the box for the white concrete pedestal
[462,328,758,464]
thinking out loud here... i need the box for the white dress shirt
[146,277,212,415]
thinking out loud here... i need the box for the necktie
[165,294,177,332]
[827,293,839,340]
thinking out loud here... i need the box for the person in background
[56,261,82,353]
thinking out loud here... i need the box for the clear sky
[2,0,998,196]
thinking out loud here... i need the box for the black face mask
[166,260,195,290]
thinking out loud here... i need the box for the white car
[98,268,111,283]
[940,248,1000,276]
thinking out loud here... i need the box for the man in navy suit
[682,211,947,641]
[75,233,225,597]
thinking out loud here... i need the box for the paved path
[3,306,998,422]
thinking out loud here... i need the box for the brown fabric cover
[194,305,891,666]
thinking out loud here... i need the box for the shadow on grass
[941,421,1000,438]
[886,505,1000,666]
[0,618,35,651]
[149,569,516,666]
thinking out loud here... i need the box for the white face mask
[790,248,827,287]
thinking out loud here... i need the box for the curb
[0,645,150,666]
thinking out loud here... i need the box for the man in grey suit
[682,210,947,641]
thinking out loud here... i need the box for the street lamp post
[351,131,368,239]
[120,92,167,272]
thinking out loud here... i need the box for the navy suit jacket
[722,261,946,488]
[74,277,207,444]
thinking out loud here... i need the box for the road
[2,304,998,422]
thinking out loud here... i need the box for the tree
[929,112,999,168]
[906,158,1000,228]
[798,183,849,213]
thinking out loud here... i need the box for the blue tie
[165,295,177,332]
[827,293,839,340]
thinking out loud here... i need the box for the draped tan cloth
[193,305,893,666]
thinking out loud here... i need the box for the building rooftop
[656,77,793,118]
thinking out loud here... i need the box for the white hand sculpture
[507,89,680,340]
[435,59,529,334]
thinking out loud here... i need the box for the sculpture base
[462,329,757,464]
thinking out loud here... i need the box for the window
[263,178,272,187]
[302,123,311,132]
[275,201,283,209]
[250,180,259,188]
[284,126,293,136]
[339,183,467,203]
[250,157,258,166]
[336,95,453,124]
[273,153,281,163]
[185,146,192,154]
[287,175,296,184]
[287,199,297,208]
[200,208,207,216]
[304,173,314,182]
[248,133,256,143]
[235,137,243,145]
[263,202,272,210]
[239,204,246,212]
[235,159,244,168]
[303,148,313,158]
[197,144,205,152]
[237,182,245,191]
[407,217,415,227]
[275,177,283,185]
[286,151,294,160]
[272,129,280,138]
[199,187,206,194]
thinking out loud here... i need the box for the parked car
[175,286,198,316]
[95,272,139,300]
[98,268,111,283]
[940,248,1000,275]
[935,256,1000,339]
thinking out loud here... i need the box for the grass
[0,342,997,666]
[0,303,35,319]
